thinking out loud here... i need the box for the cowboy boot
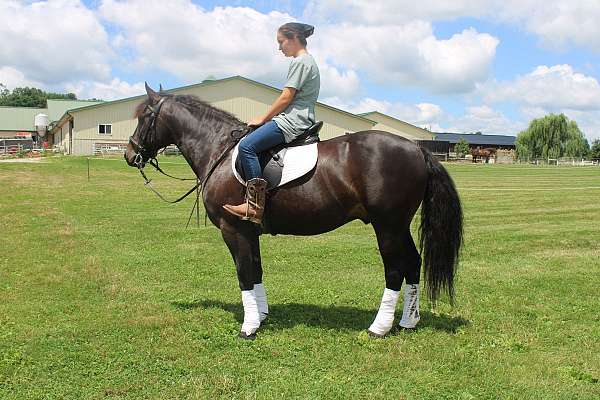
[223,178,267,224]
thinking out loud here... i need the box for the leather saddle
[235,121,323,189]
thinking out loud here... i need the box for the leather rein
[129,96,249,204]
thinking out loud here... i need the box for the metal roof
[0,106,46,131]
[46,99,102,121]
[0,100,102,131]
[434,132,516,146]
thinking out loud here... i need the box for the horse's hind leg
[368,225,422,337]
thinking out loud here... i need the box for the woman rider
[223,22,320,224]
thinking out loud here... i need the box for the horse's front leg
[220,222,264,339]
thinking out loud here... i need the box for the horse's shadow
[171,299,469,334]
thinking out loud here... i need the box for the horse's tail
[418,147,463,304]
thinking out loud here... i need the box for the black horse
[125,84,463,339]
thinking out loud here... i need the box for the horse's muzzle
[124,144,137,167]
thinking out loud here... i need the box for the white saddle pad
[231,143,318,188]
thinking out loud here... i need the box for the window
[98,124,112,135]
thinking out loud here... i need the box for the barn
[434,132,516,152]
[46,76,434,155]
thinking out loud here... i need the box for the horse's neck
[170,109,239,180]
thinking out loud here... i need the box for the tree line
[0,83,102,108]
[516,113,598,160]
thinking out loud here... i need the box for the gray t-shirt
[272,53,320,143]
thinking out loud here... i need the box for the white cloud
[416,103,444,122]
[316,62,360,99]
[305,0,600,53]
[447,105,525,134]
[516,2,600,52]
[483,65,600,111]
[321,97,444,127]
[561,110,600,141]
[99,1,496,95]
[303,0,488,24]
[98,1,362,99]
[0,0,112,86]
[478,64,600,139]
[419,28,499,93]
[0,67,44,90]
[313,23,498,93]
[99,1,291,84]
[322,95,524,135]
[65,78,146,101]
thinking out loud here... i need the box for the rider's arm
[248,87,297,126]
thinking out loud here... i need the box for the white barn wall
[51,77,437,155]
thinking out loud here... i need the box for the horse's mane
[134,93,243,127]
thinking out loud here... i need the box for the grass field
[1,156,599,399]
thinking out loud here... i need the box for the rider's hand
[248,116,266,127]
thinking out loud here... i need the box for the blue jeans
[239,121,285,180]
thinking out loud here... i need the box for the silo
[35,113,49,137]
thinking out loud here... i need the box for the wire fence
[0,138,34,156]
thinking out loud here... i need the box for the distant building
[0,99,102,139]
[434,132,516,152]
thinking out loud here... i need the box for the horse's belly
[265,210,359,236]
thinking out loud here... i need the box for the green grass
[1,156,599,399]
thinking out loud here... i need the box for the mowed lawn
[1,156,599,399]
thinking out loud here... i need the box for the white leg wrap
[254,283,268,322]
[241,290,261,335]
[399,283,420,329]
[368,288,400,336]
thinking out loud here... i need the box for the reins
[134,127,249,204]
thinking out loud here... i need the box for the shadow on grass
[171,299,470,334]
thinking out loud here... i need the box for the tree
[0,84,77,108]
[454,138,470,158]
[590,139,600,160]
[564,120,590,158]
[516,114,589,160]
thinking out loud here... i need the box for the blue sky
[2,0,600,140]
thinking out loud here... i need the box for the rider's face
[277,32,297,57]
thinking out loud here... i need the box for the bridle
[129,96,201,204]
[129,97,167,169]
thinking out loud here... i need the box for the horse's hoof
[396,325,417,333]
[238,331,257,341]
[367,329,386,338]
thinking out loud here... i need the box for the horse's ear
[145,82,160,103]
[159,83,164,92]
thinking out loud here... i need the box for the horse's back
[317,130,428,188]
[266,130,428,234]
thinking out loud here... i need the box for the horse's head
[124,83,172,168]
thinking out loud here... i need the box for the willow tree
[516,114,589,160]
